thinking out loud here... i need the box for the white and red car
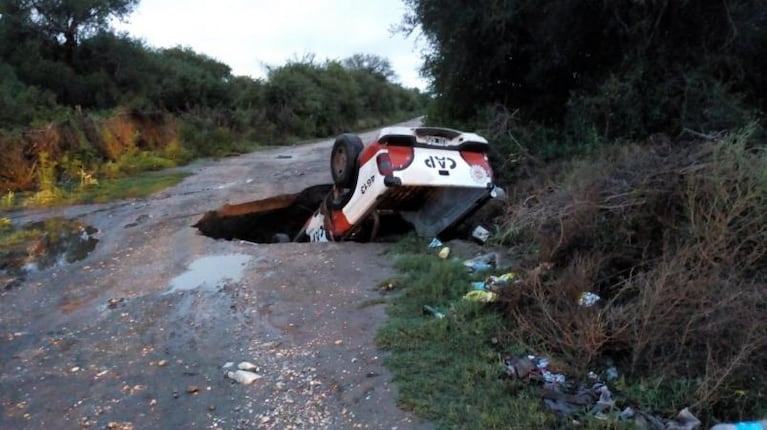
[299,126,505,242]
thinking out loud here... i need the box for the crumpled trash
[620,406,635,420]
[486,272,518,287]
[590,383,615,414]
[471,225,491,243]
[422,304,446,319]
[504,353,699,429]
[463,290,497,302]
[710,419,767,430]
[463,253,499,272]
[428,238,443,248]
[579,291,601,307]
[504,355,537,379]
[605,366,619,381]
[541,369,566,384]
[227,370,262,385]
[438,247,450,259]
[472,272,518,292]
[540,383,592,415]
[665,408,701,430]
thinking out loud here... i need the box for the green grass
[376,253,555,429]
[66,172,189,204]
[376,251,649,429]
[13,172,189,208]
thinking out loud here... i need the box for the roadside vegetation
[0,1,427,206]
[376,0,767,428]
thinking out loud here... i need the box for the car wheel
[325,187,353,210]
[330,134,363,188]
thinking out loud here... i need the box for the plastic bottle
[422,305,445,319]
[710,420,767,430]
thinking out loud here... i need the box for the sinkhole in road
[193,184,415,244]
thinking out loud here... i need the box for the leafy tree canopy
[403,0,766,141]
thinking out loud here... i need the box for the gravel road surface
[0,119,432,429]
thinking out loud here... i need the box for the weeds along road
[0,118,432,429]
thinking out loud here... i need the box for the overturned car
[195,127,505,243]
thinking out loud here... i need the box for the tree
[343,53,396,81]
[402,0,766,140]
[26,0,138,63]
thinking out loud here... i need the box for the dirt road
[0,119,432,429]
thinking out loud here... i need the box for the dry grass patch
[498,125,767,421]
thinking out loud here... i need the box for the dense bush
[497,126,767,421]
[403,0,766,157]
[0,1,427,193]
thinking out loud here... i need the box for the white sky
[113,0,429,90]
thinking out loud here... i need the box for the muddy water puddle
[166,254,252,294]
[1,217,98,289]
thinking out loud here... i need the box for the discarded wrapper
[463,290,497,302]
[665,408,701,430]
[238,361,258,371]
[471,225,491,243]
[489,272,516,284]
[578,291,601,307]
[504,355,537,379]
[227,370,262,385]
[422,304,446,319]
[428,238,443,248]
[438,247,450,259]
[710,419,767,430]
[463,253,498,271]
[541,369,566,384]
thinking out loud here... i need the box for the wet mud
[0,118,432,429]
[1,218,98,290]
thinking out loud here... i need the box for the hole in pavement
[1,218,99,289]
[193,184,415,244]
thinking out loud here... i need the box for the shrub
[498,124,767,420]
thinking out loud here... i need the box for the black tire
[330,134,363,188]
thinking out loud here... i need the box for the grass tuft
[376,253,557,429]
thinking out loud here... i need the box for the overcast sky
[113,0,429,90]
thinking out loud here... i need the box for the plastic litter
[504,355,537,379]
[428,238,443,248]
[462,290,497,302]
[710,420,767,430]
[238,361,258,371]
[471,281,488,290]
[471,225,491,243]
[590,384,615,414]
[422,305,445,319]
[227,370,262,385]
[486,272,518,287]
[619,407,635,420]
[463,253,498,272]
[605,366,618,381]
[578,291,601,307]
[665,408,701,430]
[438,247,450,259]
[541,369,566,384]
[535,358,549,369]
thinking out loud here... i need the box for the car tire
[325,187,353,210]
[330,134,363,188]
